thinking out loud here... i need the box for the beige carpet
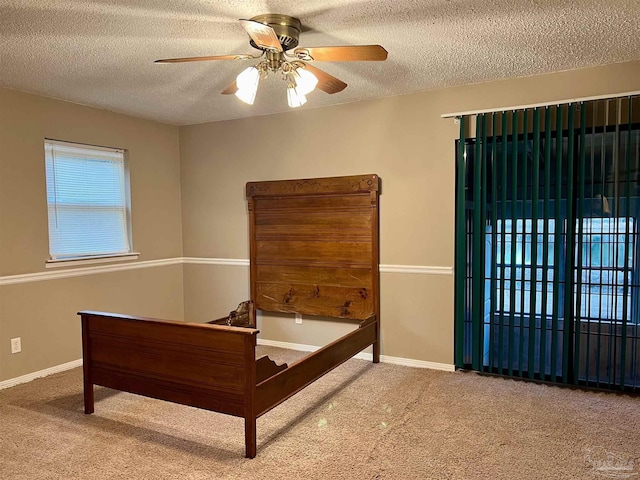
[1,346,639,480]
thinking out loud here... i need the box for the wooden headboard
[246,174,380,320]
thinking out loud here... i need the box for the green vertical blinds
[455,96,640,391]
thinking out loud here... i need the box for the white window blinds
[44,140,132,260]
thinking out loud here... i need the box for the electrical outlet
[11,337,21,354]
[295,313,303,325]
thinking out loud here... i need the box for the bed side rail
[254,315,377,417]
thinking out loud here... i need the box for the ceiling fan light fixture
[156,14,388,110]
[235,66,260,104]
[236,66,260,90]
[235,86,258,105]
[287,86,307,108]
[294,67,318,95]
[156,14,388,111]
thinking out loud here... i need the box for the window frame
[44,139,139,268]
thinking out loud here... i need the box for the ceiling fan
[155,14,388,108]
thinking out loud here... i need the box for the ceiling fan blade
[155,54,256,63]
[239,19,283,52]
[300,63,347,94]
[221,80,238,95]
[294,45,388,62]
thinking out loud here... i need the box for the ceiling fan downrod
[265,51,285,72]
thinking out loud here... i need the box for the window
[576,217,635,321]
[493,219,556,316]
[44,140,134,263]
[490,217,636,322]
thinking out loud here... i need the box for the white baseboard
[0,359,82,390]
[257,339,455,372]
[0,340,455,391]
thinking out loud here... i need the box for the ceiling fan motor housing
[249,14,301,51]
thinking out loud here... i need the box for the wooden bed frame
[79,173,380,458]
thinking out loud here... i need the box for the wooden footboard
[79,310,377,458]
[78,174,381,459]
[79,311,261,457]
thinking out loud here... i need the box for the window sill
[45,253,141,269]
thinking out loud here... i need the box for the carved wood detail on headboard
[246,174,380,320]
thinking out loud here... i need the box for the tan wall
[0,88,184,381]
[180,60,640,365]
[0,266,184,380]
[183,263,250,322]
[1,61,639,382]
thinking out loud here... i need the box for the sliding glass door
[455,96,640,391]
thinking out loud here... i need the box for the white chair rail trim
[183,258,453,275]
[0,257,453,286]
[183,257,250,266]
[0,258,182,286]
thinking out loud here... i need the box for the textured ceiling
[2,0,640,126]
